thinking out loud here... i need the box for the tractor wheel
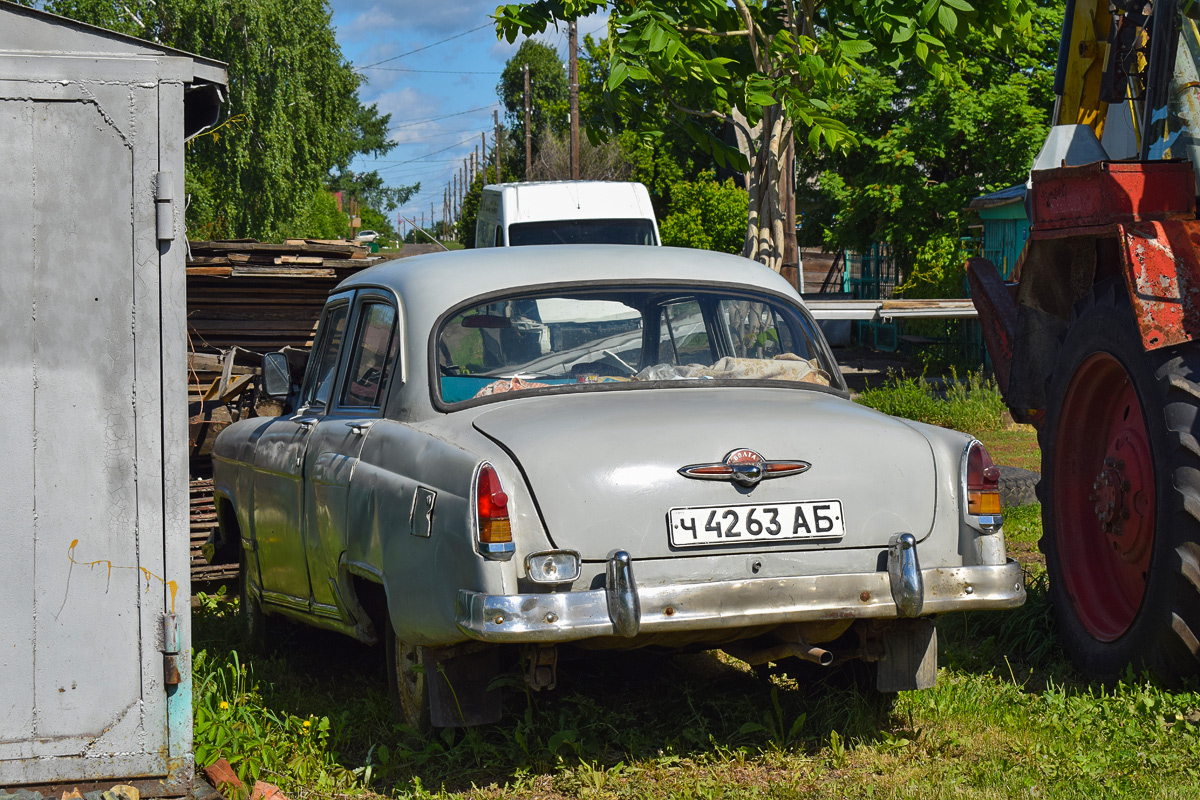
[385,622,432,735]
[1039,284,1200,683]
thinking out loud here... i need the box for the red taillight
[966,442,1002,515]
[476,463,511,543]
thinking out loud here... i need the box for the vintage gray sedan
[210,245,1025,731]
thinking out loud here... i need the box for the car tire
[386,622,432,735]
[238,549,268,654]
[1039,283,1200,684]
[998,465,1039,508]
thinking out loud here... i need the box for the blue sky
[330,1,609,233]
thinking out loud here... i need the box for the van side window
[494,225,505,247]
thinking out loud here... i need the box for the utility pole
[481,132,488,181]
[568,20,579,180]
[524,63,532,182]
[494,109,503,183]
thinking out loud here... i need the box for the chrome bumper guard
[455,551,1026,644]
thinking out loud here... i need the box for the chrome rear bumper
[455,553,1026,644]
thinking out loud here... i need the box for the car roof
[339,245,801,312]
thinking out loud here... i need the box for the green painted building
[969,183,1029,279]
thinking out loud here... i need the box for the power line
[356,22,492,70]
[377,135,479,171]
[360,66,497,75]
[391,104,499,130]
[373,151,481,162]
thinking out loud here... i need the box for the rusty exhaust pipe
[790,642,834,666]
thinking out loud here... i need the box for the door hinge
[155,171,174,242]
[163,612,182,685]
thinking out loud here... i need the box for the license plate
[668,500,845,547]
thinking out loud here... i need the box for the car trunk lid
[471,387,938,561]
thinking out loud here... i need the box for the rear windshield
[508,219,657,246]
[436,288,844,405]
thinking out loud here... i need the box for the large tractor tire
[1039,283,1200,684]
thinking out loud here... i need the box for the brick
[248,782,287,800]
[202,758,245,793]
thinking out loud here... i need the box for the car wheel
[386,622,432,735]
[238,549,268,654]
[1039,283,1200,683]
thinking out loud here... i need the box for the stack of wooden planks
[186,239,383,584]
[187,239,379,351]
[187,238,372,277]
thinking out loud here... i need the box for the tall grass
[855,369,1008,433]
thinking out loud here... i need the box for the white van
[475,180,661,248]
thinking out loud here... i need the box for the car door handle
[291,416,319,430]
[348,421,375,435]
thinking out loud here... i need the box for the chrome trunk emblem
[678,449,810,488]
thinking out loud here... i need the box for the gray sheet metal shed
[0,3,226,793]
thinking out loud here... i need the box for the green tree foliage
[659,171,748,253]
[798,0,1061,295]
[457,166,500,248]
[45,0,415,240]
[499,39,569,176]
[291,189,349,241]
[581,35,723,219]
[496,1,1035,272]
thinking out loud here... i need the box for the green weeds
[189,466,1200,799]
[855,369,1008,433]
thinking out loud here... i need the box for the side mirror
[262,351,291,399]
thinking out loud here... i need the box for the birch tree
[495,0,1034,273]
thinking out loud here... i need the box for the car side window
[340,302,400,409]
[300,303,350,411]
[494,225,505,247]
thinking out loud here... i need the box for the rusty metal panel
[0,90,168,778]
[0,6,224,790]
[0,97,37,751]
[1117,219,1200,350]
[1030,160,1195,229]
[157,79,194,784]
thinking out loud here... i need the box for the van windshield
[436,287,844,406]
[508,218,657,246]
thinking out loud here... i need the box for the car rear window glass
[436,288,843,405]
[340,302,399,409]
[507,219,656,246]
[658,300,714,366]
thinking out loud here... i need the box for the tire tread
[1040,286,1200,684]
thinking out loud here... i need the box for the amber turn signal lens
[480,518,512,544]
[968,491,1003,516]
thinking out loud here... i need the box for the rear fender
[973,160,1200,422]
[976,221,1200,422]
[1115,219,1200,351]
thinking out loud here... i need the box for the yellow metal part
[1057,0,1114,138]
